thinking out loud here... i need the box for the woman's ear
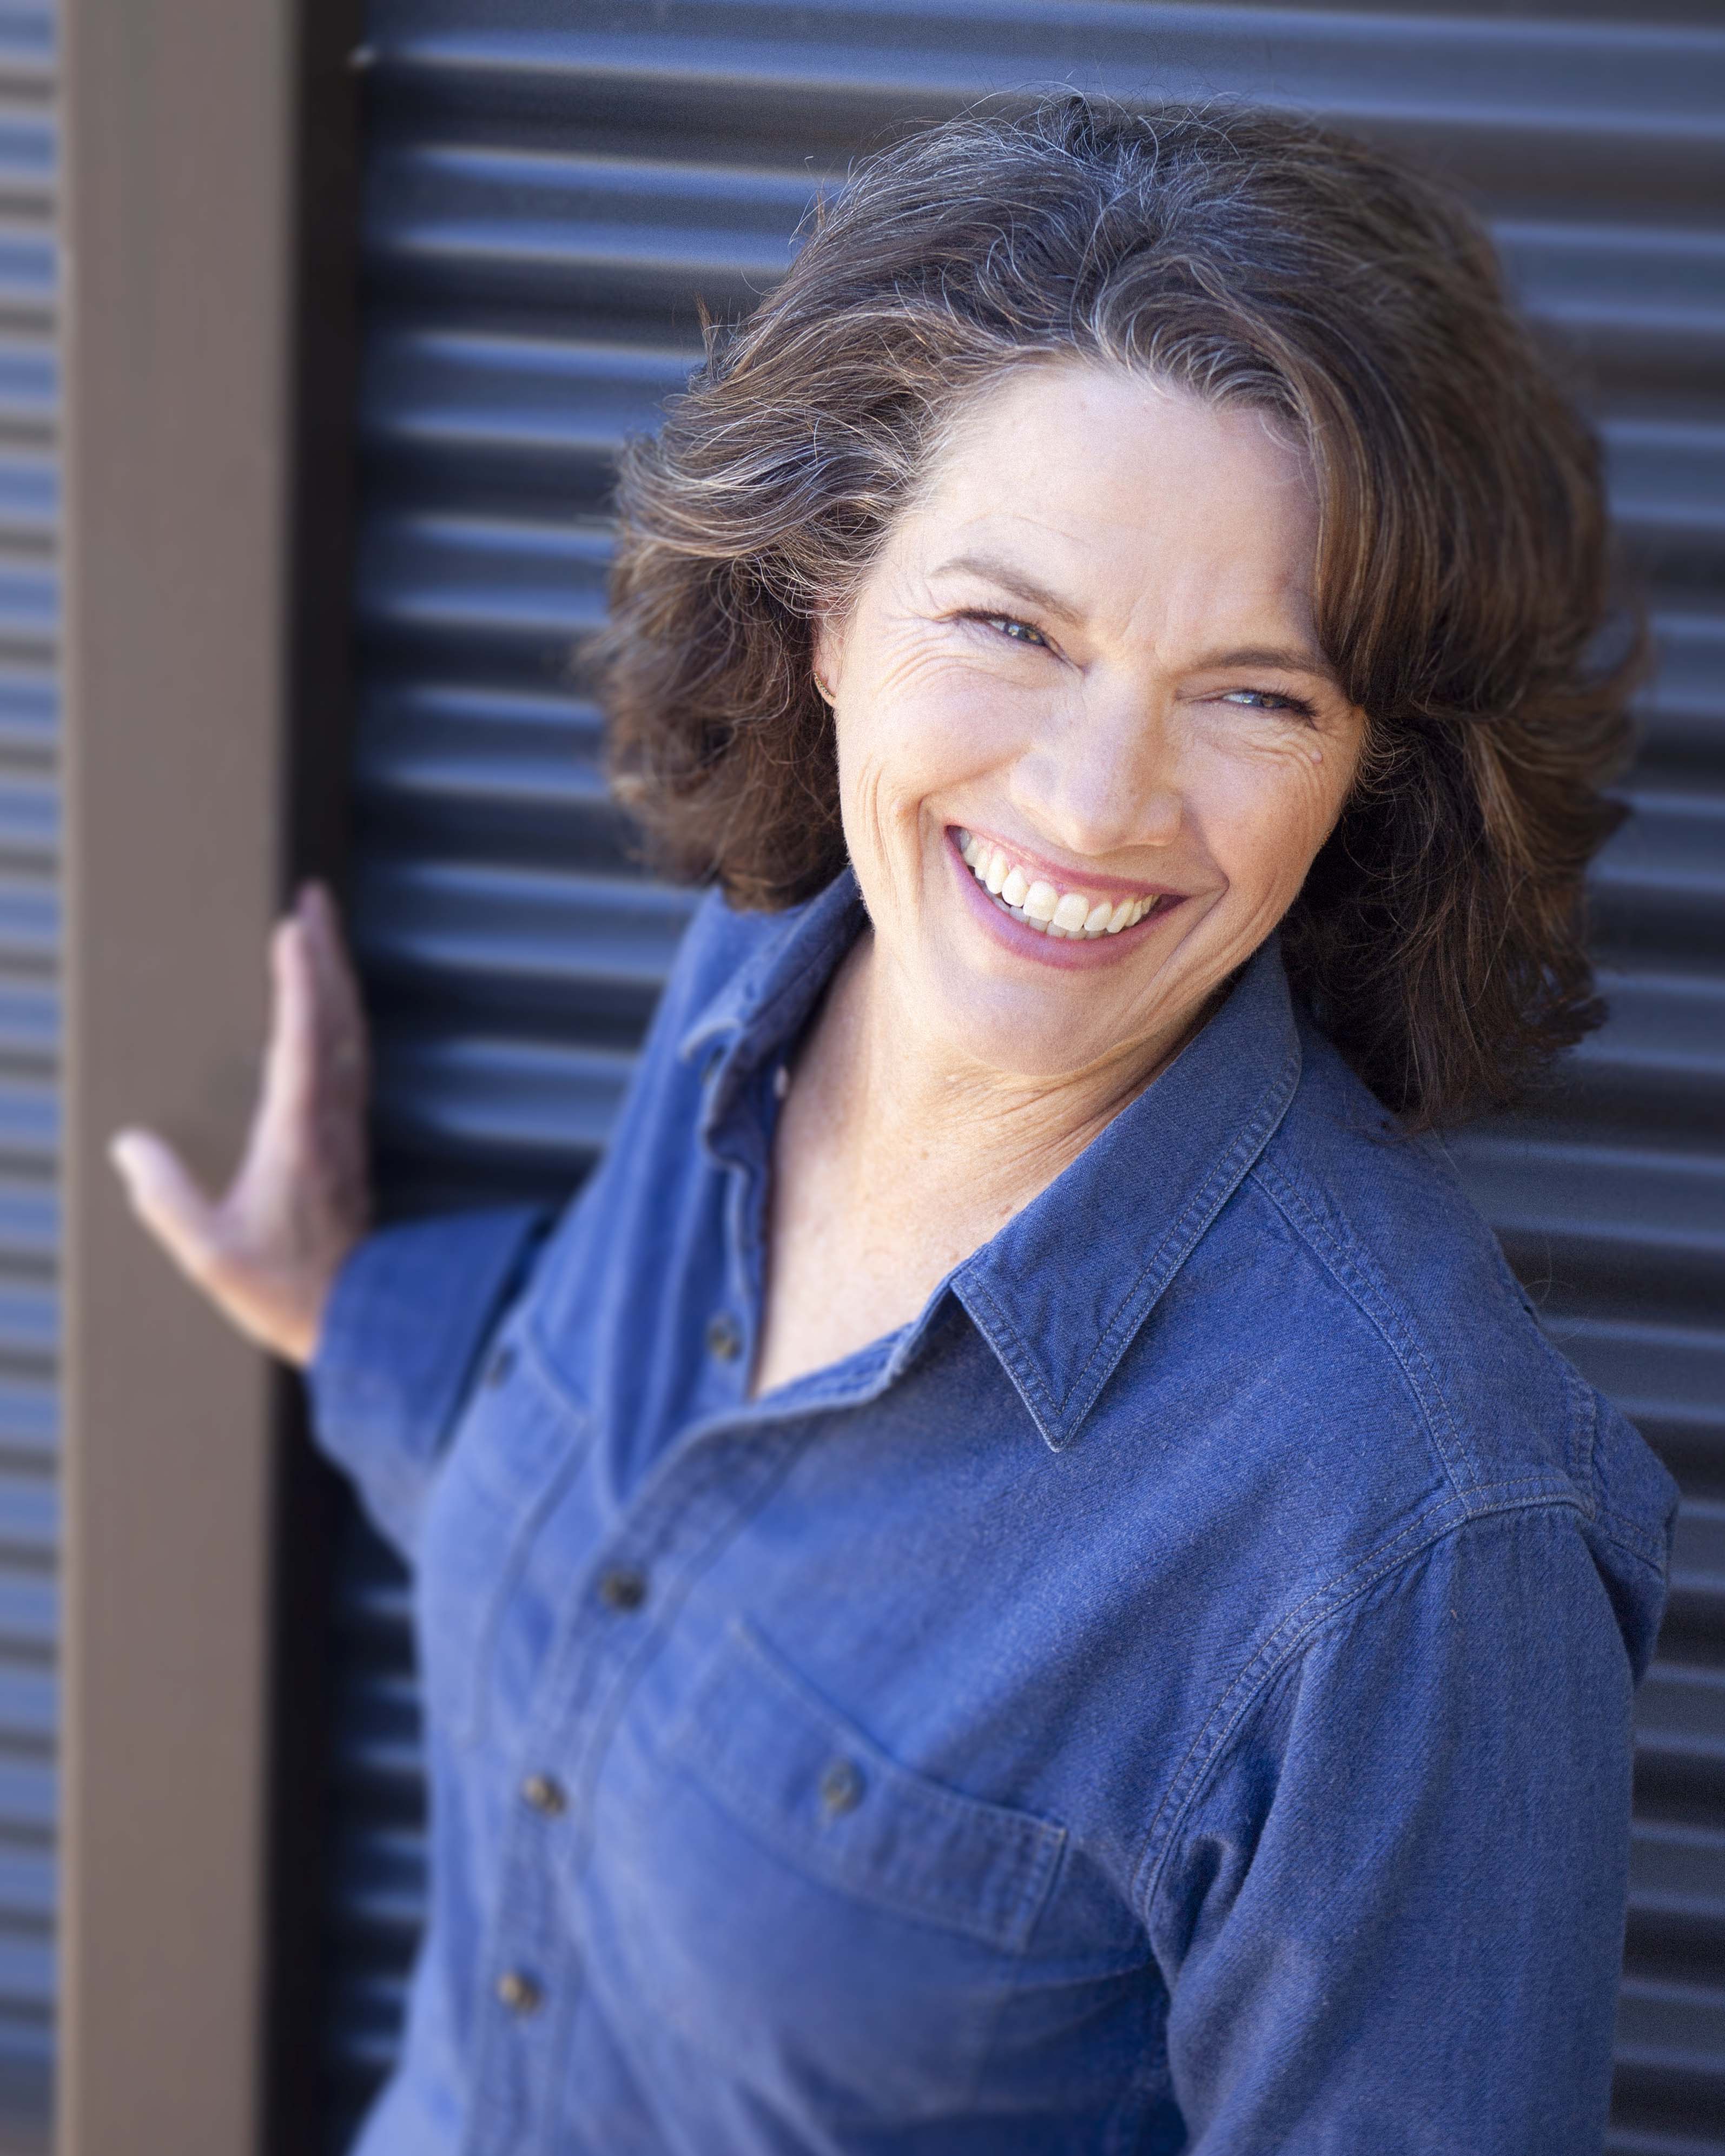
[811,614,841,704]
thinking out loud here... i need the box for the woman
[112,99,1675,2155]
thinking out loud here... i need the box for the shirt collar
[677,869,869,1158]
[952,936,1300,1449]
[678,870,1302,1451]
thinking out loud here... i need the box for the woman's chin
[912,950,1134,1082]
[906,898,1227,1086]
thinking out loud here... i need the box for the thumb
[108,1128,223,1287]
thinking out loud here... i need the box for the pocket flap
[670,1622,1065,1955]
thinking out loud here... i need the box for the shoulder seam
[1595,1503,1672,1577]
[1248,1154,1482,1498]
[1131,1491,1589,1926]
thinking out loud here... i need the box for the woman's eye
[971,612,1050,650]
[1219,688,1316,720]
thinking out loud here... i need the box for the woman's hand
[109,882,373,1368]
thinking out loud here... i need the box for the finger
[297,902,371,1189]
[256,913,319,1142]
[298,883,368,1081]
[108,1129,222,1285]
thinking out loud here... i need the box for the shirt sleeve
[306,1204,553,1563]
[1147,1504,1651,2155]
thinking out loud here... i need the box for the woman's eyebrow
[1192,642,1339,681]
[931,554,1086,626]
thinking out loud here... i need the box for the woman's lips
[947,826,1187,968]
[955,826,1179,938]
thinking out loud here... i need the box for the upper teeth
[954,830,1166,938]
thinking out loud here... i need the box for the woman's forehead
[933,361,1308,488]
[895,367,1323,644]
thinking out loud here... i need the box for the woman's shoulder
[1232,1018,1676,1623]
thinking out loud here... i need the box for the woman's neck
[752,927,1203,1398]
[801,929,1174,1252]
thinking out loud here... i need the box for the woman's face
[815,361,1369,1083]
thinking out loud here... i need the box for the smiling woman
[110,95,1675,2156]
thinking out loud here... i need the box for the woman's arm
[1148,1505,1645,2154]
[109,881,371,1366]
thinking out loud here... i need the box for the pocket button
[818,1757,865,1818]
[483,1342,517,1389]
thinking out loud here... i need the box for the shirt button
[772,1063,790,1101]
[495,1969,542,2016]
[705,1312,743,1362]
[597,1566,649,1613]
[483,1342,517,1388]
[819,1758,865,1817]
[521,1773,566,1816]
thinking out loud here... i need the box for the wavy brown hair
[601,97,1636,1128]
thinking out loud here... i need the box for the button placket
[705,1311,744,1364]
[468,1781,583,2153]
[596,1564,650,1612]
[467,1439,782,2150]
[521,1771,566,1816]
[495,1968,542,2016]
[501,1416,812,1885]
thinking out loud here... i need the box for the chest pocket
[415,1329,593,1749]
[583,1619,1067,2122]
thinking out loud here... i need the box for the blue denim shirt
[310,869,1677,2156]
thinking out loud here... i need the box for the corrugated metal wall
[0,3,55,2147]
[325,3,1725,2149]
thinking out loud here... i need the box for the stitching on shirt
[1595,1505,1673,1576]
[557,1428,814,1864]
[1508,1317,1675,1565]
[1140,1497,1471,1848]
[1248,1155,1482,1498]
[1056,1046,1301,1420]
[521,1315,592,1423]
[1511,1317,1600,1524]
[1129,1491,1588,1922]
[954,1275,1060,1434]
[1574,1370,1600,1509]
[964,1042,1301,1444]
[666,1617,1068,1956]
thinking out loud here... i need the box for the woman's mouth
[955,829,1179,939]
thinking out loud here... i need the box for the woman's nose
[1009,683,1184,858]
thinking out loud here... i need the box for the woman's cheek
[842,661,1013,829]
[1197,748,1345,911]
